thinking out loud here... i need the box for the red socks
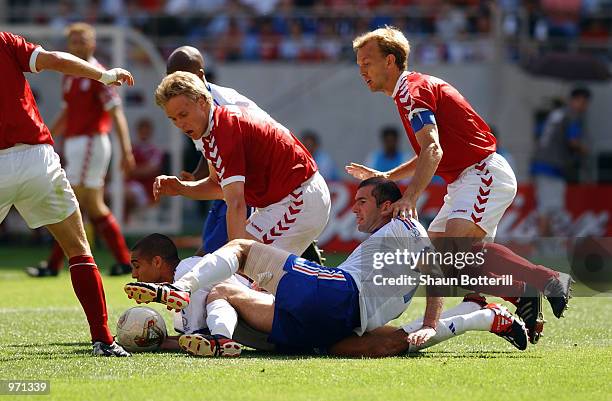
[69,255,113,344]
[47,241,65,273]
[92,214,130,265]
[475,242,559,292]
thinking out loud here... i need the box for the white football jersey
[172,256,250,334]
[338,218,431,335]
[191,82,269,152]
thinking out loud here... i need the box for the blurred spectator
[541,0,581,39]
[49,0,81,32]
[531,87,591,239]
[280,19,316,60]
[35,0,612,64]
[365,126,412,173]
[125,118,165,220]
[301,130,340,181]
[317,19,343,60]
[436,1,468,41]
[241,0,280,15]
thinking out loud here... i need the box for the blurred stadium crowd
[6,0,612,63]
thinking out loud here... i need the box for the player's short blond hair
[155,71,212,108]
[353,26,411,70]
[65,22,96,41]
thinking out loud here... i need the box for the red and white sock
[69,255,113,344]
[92,214,130,265]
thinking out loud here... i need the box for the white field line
[0,306,82,313]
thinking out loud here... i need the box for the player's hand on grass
[406,326,436,346]
[391,192,418,220]
[180,170,196,181]
[99,68,135,86]
[345,163,386,180]
[153,175,185,201]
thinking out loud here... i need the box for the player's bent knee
[206,282,237,304]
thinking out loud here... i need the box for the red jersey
[0,32,52,150]
[131,141,164,202]
[393,71,496,183]
[62,58,120,137]
[202,105,317,208]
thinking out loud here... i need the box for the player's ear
[152,255,163,270]
[379,200,393,217]
[197,96,207,110]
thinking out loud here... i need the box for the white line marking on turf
[0,306,82,313]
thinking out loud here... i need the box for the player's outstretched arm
[345,156,419,182]
[222,181,249,241]
[345,162,384,180]
[109,106,135,173]
[329,326,409,358]
[34,49,134,86]
[153,175,224,201]
[407,291,444,346]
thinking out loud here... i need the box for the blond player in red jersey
[346,27,572,344]
[0,31,132,356]
[152,71,330,256]
[26,23,135,278]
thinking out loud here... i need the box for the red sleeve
[1,32,41,73]
[97,81,121,110]
[216,110,246,187]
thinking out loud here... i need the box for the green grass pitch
[1,245,611,401]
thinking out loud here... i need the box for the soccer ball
[116,306,167,352]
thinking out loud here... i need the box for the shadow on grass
[402,350,540,359]
[2,345,537,361]
[151,348,537,360]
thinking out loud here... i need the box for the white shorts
[64,134,111,188]
[428,152,517,238]
[534,174,566,215]
[246,171,331,255]
[0,144,78,229]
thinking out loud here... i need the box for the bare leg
[206,282,275,333]
[46,210,114,345]
[46,209,91,258]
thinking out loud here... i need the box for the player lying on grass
[126,178,529,356]
[128,233,523,356]
[129,233,275,352]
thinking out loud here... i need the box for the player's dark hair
[301,130,320,144]
[131,233,180,265]
[380,126,399,139]
[570,87,591,100]
[358,177,402,206]
[166,46,204,76]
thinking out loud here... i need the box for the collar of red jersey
[202,103,215,139]
[391,70,411,98]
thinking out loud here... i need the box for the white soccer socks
[175,248,240,292]
[206,299,238,339]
